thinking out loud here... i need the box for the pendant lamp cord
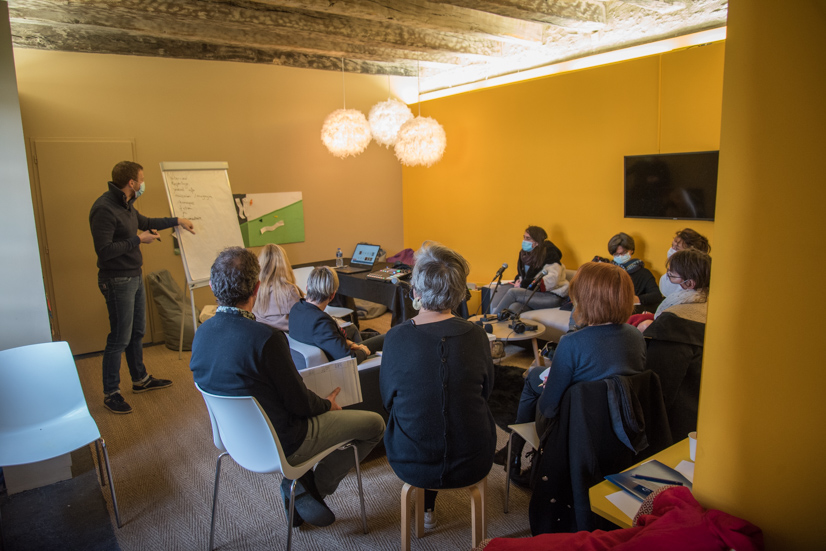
[341,57,346,109]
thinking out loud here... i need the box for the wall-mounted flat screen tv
[624,151,719,221]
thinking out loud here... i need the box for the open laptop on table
[336,243,381,274]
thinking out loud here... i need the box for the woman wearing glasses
[641,248,711,438]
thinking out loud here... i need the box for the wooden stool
[400,477,487,550]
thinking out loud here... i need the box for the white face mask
[666,247,677,259]
[613,253,631,265]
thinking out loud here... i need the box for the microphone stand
[485,272,505,319]
[520,279,544,316]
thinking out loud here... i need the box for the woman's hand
[358,344,371,356]
[513,277,522,288]
[636,320,653,333]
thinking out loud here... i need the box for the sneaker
[281,472,335,527]
[279,480,305,527]
[424,510,437,530]
[103,392,133,414]
[132,375,173,393]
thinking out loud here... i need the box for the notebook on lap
[336,243,381,274]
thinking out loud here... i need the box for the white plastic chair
[0,341,121,527]
[195,384,368,551]
[292,266,355,321]
[504,422,540,513]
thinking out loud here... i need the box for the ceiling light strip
[417,27,727,103]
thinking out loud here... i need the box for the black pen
[150,230,162,242]
[632,474,683,486]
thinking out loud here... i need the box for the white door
[31,139,136,354]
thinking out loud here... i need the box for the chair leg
[94,440,106,487]
[400,483,415,551]
[504,431,514,513]
[287,479,299,551]
[350,444,368,534]
[98,438,122,529]
[414,486,425,539]
[209,452,227,551]
[469,485,483,548]
[478,478,487,539]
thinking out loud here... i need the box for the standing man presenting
[90,161,195,414]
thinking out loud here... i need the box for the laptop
[336,243,381,274]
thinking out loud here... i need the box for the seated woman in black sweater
[380,242,496,530]
[288,266,384,364]
[495,262,646,483]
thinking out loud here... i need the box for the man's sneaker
[104,393,133,414]
[424,510,437,530]
[132,375,173,393]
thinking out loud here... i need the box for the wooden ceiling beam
[8,0,528,58]
[9,2,493,66]
[245,0,553,44]
[10,20,422,74]
[427,0,607,31]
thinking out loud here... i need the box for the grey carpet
[0,447,120,551]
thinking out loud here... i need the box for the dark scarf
[615,258,644,275]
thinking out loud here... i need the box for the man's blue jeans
[98,276,148,395]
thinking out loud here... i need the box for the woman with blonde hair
[253,244,303,332]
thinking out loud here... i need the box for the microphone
[492,263,508,280]
[528,270,548,290]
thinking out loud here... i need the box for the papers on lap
[298,357,363,407]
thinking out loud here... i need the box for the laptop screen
[351,243,381,266]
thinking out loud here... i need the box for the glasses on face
[666,272,684,283]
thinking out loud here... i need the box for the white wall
[0,2,51,351]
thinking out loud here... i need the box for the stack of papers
[605,460,695,520]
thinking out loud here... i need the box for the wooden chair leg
[414,486,425,538]
[469,485,483,548]
[400,483,415,551]
[479,477,487,538]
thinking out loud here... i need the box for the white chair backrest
[0,341,100,465]
[292,267,313,294]
[195,384,297,477]
[287,335,329,370]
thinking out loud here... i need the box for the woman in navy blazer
[288,266,384,364]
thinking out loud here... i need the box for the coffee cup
[688,431,697,461]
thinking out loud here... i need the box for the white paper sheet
[675,460,695,482]
[299,357,362,407]
[606,491,642,521]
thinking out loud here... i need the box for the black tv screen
[624,151,719,221]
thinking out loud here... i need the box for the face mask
[613,253,631,265]
[666,247,677,259]
[522,240,534,252]
[135,181,146,198]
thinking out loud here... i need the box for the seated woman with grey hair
[380,242,496,530]
[288,266,384,364]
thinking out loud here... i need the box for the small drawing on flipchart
[260,220,285,234]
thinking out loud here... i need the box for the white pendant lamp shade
[321,108,372,158]
[394,116,447,167]
[368,99,414,147]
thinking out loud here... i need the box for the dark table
[293,260,416,327]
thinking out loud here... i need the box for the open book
[298,357,363,408]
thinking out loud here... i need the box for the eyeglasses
[666,272,684,282]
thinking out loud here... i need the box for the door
[31,139,136,354]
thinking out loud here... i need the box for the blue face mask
[613,253,631,265]
[522,240,534,252]
[135,181,146,198]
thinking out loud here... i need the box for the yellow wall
[14,50,408,316]
[695,1,826,548]
[403,43,724,284]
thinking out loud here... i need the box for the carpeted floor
[1,313,539,550]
